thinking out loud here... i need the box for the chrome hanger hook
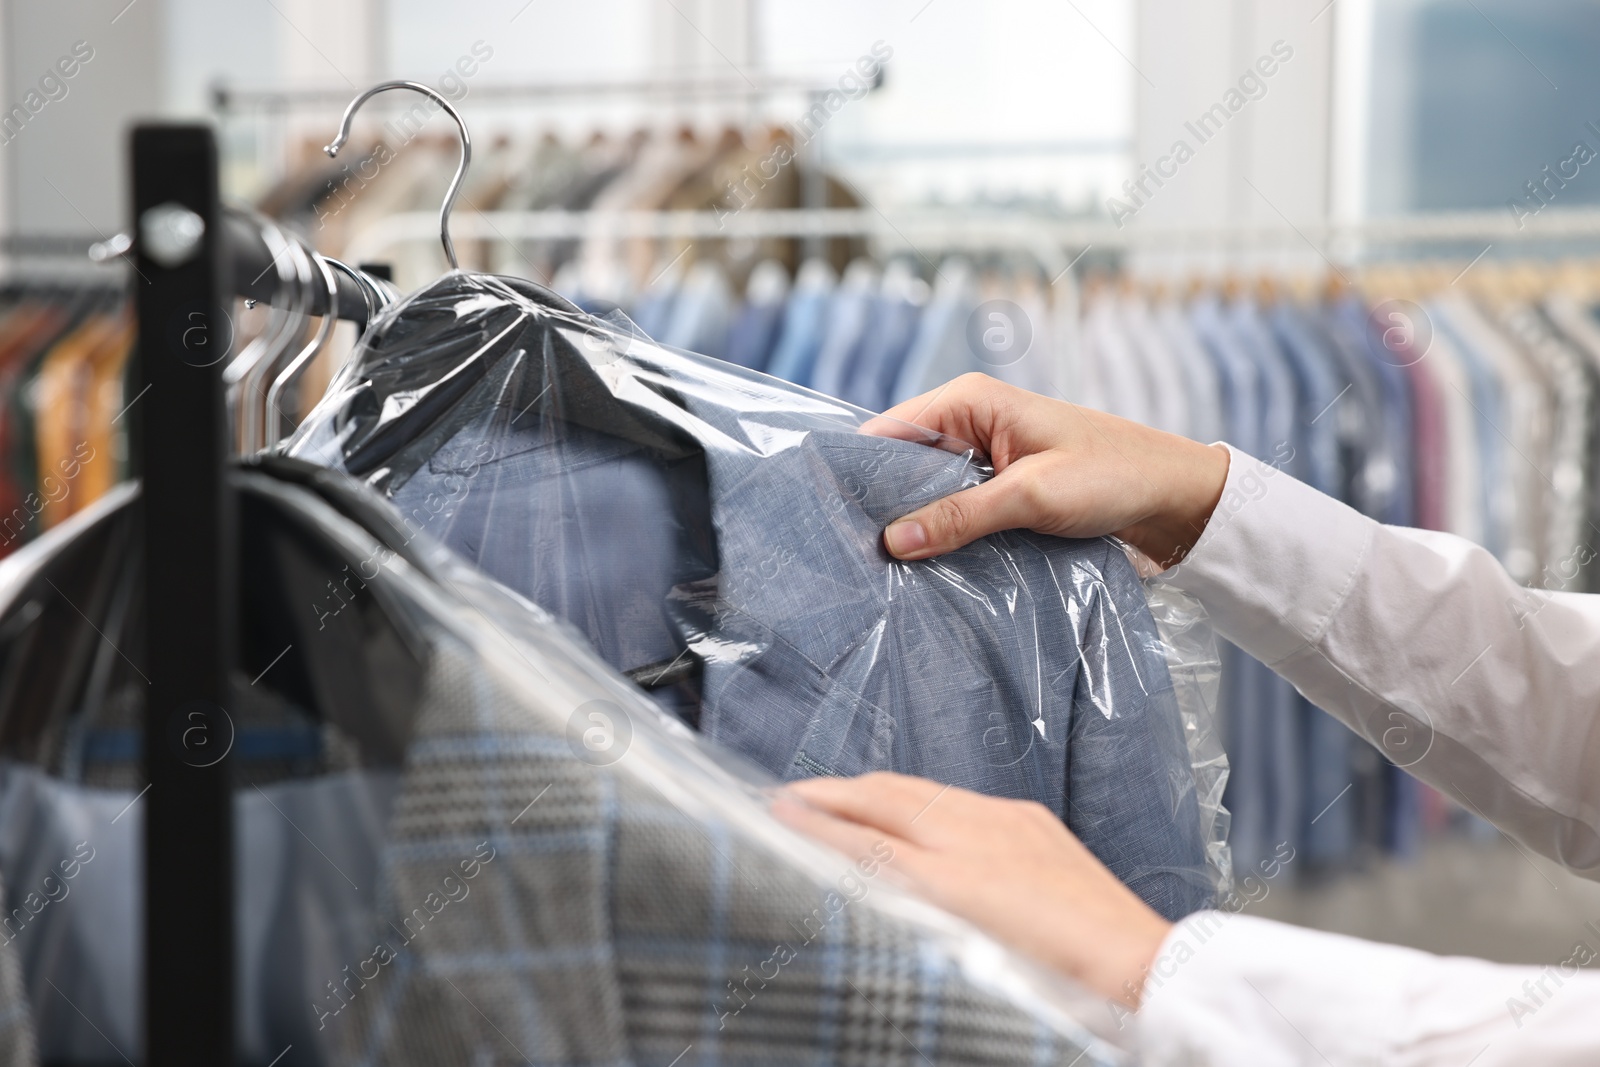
[325,80,472,270]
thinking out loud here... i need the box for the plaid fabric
[333,637,1117,1066]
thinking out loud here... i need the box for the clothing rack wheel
[131,123,236,1066]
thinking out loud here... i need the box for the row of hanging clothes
[0,284,131,558]
[616,252,1065,412]
[257,123,868,294]
[0,84,1227,1066]
[1040,262,1600,881]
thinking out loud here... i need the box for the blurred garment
[722,258,789,371]
[0,288,129,555]
[764,258,837,385]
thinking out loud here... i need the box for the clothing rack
[0,234,108,256]
[0,235,130,285]
[218,72,885,263]
[211,74,863,114]
[129,124,371,1066]
[344,205,1600,270]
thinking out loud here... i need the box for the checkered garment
[329,637,1121,1067]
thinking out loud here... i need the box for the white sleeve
[1136,912,1600,1065]
[1131,445,1600,1064]
[1163,445,1600,875]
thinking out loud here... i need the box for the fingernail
[884,520,928,557]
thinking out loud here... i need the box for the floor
[1251,837,1600,966]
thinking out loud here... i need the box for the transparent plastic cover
[287,269,1232,916]
[0,475,1139,1064]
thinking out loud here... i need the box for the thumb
[883,475,1037,560]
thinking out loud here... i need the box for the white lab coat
[1136,445,1600,1065]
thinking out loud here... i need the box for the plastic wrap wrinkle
[273,470,1139,1063]
[288,269,1231,919]
[1144,565,1234,898]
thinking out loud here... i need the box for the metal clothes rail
[344,204,1600,269]
[211,74,858,115]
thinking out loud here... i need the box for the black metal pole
[132,124,235,1066]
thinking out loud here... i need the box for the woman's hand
[866,373,1230,567]
[773,772,1173,1007]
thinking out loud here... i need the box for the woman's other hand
[774,771,1173,1007]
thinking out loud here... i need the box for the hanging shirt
[1269,301,1360,869]
[805,258,879,396]
[889,258,978,405]
[721,258,790,372]
[839,261,928,411]
[1082,295,1154,427]
[1497,303,1591,591]
[1540,294,1600,591]
[1120,295,1190,439]
[1226,298,1312,869]
[1429,296,1546,584]
[764,258,837,385]
[658,259,733,361]
[1155,300,1225,446]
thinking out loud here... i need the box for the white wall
[1128,0,1338,275]
[760,0,1134,211]
[2,0,163,237]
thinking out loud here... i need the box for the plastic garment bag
[0,463,1138,1065]
[0,472,423,1065]
[288,270,1231,921]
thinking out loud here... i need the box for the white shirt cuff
[1159,444,1376,667]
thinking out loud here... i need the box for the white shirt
[1137,445,1600,1066]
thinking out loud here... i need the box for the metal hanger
[224,212,305,452]
[237,80,474,450]
[261,254,406,448]
[323,256,391,321]
[256,79,474,450]
[90,201,391,453]
[264,248,339,449]
[241,226,314,451]
[324,80,473,271]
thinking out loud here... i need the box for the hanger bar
[832,138,1134,161]
[65,211,377,326]
[223,211,372,327]
[212,75,854,114]
[345,205,1600,262]
[0,233,112,255]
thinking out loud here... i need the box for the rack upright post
[131,123,236,1066]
